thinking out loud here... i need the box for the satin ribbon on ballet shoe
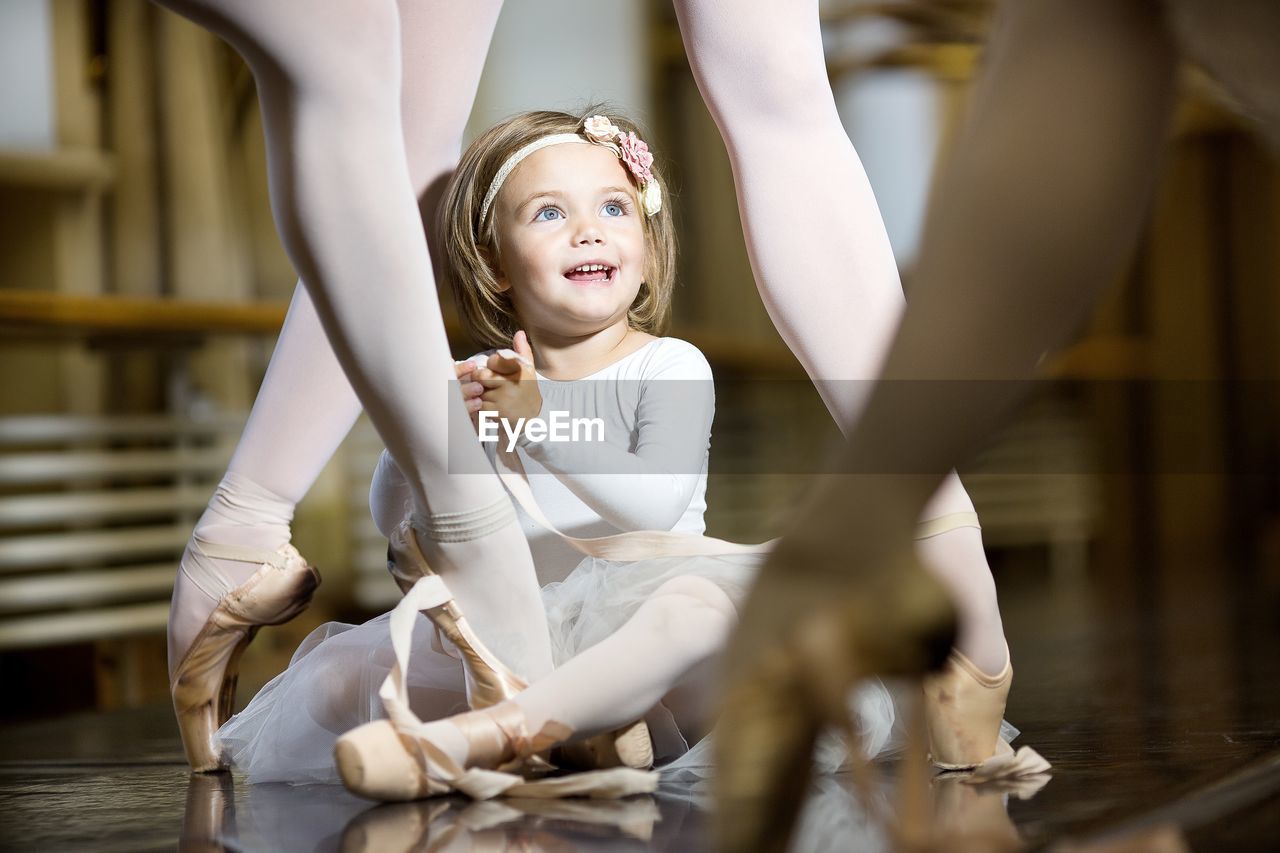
[334,576,658,803]
[389,519,655,769]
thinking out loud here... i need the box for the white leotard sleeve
[516,339,714,532]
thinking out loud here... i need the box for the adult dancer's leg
[162,0,550,693]
[717,1,1180,848]
[673,0,1002,672]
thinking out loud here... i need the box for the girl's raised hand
[457,361,487,424]
[475,331,542,424]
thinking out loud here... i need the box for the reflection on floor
[1,557,1277,851]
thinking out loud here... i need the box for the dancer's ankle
[193,471,295,555]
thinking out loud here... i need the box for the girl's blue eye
[602,202,624,217]
[534,207,563,222]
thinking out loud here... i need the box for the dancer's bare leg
[674,0,1002,671]
[162,0,550,679]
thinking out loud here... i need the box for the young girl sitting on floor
[220,108,966,795]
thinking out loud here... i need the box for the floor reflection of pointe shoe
[924,648,1053,780]
[929,774,1025,853]
[715,554,958,853]
[179,771,238,852]
[171,542,319,772]
[424,798,659,850]
[497,795,662,842]
[390,519,654,768]
[338,801,449,853]
[433,802,580,853]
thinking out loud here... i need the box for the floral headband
[477,115,663,226]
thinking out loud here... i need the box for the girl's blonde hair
[441,107,676,349]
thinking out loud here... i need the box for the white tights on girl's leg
[673,0,1006,674]
[412,576,738,767]
[164,0,552,683]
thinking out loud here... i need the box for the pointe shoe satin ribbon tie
[966,744,1052,785]
[354,575,657,800]
[388,518,654,770]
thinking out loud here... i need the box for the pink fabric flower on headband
[617,132,654,183]
[581,114,663,216]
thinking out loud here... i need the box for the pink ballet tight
[165,0,553,682]
[673,0,1006,674]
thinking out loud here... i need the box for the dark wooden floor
[1,552,1277,851]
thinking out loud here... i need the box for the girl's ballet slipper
[336,580,658,804]
[335,701,549,801]
[554,720,655,771]
[171,542,320,772]
[715,553,958,853]
[390,519,655,769]
[334,701,656,803]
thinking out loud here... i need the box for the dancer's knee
[680,11,833,130]
[631,576,736,660]
[235,0,402,109]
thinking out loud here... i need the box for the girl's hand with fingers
[475,331,543,424]
[456,360,487,426]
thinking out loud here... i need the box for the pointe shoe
[390,519,655,768]
[715,553,958,853]
[335,702,568,802]
[388,519,528,708]
[339,582,659,804]
[923,648,1012,772]
[555,719,654,771]
[335,706,655,804]
[171,542,319,772]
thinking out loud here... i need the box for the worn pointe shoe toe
[336,720,446,802]
[924,648,1012,771]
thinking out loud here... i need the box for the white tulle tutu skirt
[219,553,953,785]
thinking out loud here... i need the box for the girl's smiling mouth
[563,262,616,285]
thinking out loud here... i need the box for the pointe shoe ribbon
[967,743,1052,786]
[345,575,657,801]
[389,520,654,769]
